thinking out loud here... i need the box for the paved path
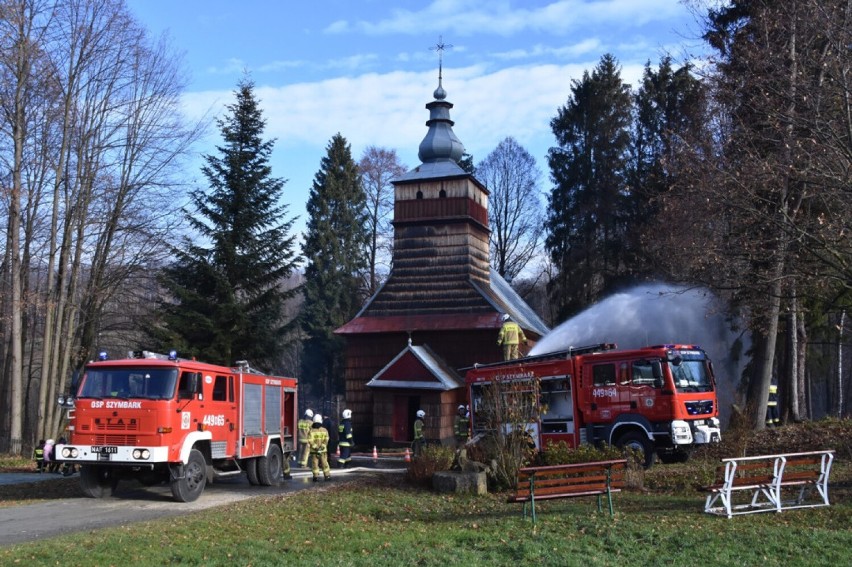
[0,472,69,485]
[0,463,405,546]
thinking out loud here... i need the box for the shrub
[405,444,454,487]
[540,440,645,489]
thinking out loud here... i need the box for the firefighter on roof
[297,409,314,467]
[497,313,527,360]
[413,410,426,457]
[766,379,780,427]
[309,413,331,481]
[338,409,353,468]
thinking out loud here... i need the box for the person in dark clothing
[338,409,354,468]
[322,414,337,456]
[33,440,45,473]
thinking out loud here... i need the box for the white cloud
[326,0,687,37]
[183,57,653,174]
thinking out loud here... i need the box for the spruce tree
[155,78,300,369]
[301,133,369,397]
[629,57,708,275]
[545,54,633,319]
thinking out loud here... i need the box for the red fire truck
[56,351,297,502]
[465,343,721,467]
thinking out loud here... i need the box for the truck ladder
[463,343,617,371]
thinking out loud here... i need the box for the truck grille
[93,434,138,445]
[685,400,714,416]
[77,419,141,433]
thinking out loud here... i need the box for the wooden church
[334,69,549,448]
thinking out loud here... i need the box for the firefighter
[297,409,314,467]
[766,379,780,427]
[338,409,353,468]
[413,410,426,457]
[309,413,331,481]
[33,440,45,473]
[454,405,470,447]
[497,313,527,360]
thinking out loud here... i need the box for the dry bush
[404,444,454,487]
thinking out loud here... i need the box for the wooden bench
[509,459,627,524]
[702,450,835,518]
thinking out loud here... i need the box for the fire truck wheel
[258,444,283,486]
[79,465,118,498]
[246,458,260,485]
[170,449,207,503]
[616,431,655,469]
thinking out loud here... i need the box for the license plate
[91,446,118,454]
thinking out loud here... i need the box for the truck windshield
[668,353,713,393]
[77,367,179,400]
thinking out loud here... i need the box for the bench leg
[606,487,614,516]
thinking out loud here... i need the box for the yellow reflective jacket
[497,321,527,346]
[309,426,329,453]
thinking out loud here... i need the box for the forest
[0,0,849,454]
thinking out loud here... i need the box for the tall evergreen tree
[301,133,369,398]
[545,54,633,319]
[629,57,709,273]
[155,78,300,369]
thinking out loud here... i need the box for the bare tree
[656,0,852,429]
[358,146,406,296]
[0,0,203,452]
[476,137,543,282]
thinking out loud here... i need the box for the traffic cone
[372,446,378,459]
[404,448,411,463]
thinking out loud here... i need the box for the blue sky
[126,0,704,237]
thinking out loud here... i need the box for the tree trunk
[746,271,784,431]
[795,309,807,421]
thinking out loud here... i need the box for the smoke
[530,283,749,426]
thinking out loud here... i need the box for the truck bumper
[56,444,169,465]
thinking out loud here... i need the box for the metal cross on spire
[430,36,453,86]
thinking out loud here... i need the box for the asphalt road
[0,461,405,546]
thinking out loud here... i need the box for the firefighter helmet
[501,313,510,322]
[457,405,466,413]
[305,409,314,419]
[313,413,322,424]
[416,410,425,418]
[342,409,352,419]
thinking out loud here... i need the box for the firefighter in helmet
[338,409,354,468]
[766,379,780,427]
[454,404,470,447]
[297,409,314,467]
[309,413,331,481]
[497,313,527,360]
[413,410,426,457]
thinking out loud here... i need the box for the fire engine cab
[56,351,297,502]
[465,343,721,467]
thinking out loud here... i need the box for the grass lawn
[2,420,851,566]
[0,465,850,567]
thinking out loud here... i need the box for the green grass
[1,471,850,566]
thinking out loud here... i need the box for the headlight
[61,447,78,458]
[132,448,150,460]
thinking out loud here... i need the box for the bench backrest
[516,459,627,499]
[715,450,833,485]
